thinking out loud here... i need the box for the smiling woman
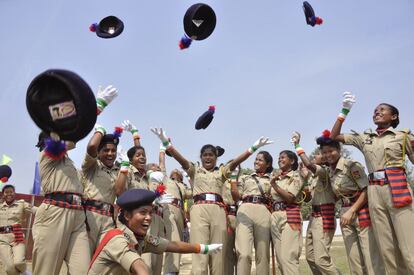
[88,188,223,275]
[330,93,414,274]
[151,127,273,275]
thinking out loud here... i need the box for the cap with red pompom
[0,165,14,191]
[98,126,123,151]
[303,1,323,27]
[179,3,216,50]
[90,16,124,39]
[195,106,216,130]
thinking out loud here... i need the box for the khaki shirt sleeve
[105,235,141,273]
[220,163,232,182]
[143,235,169,254]
[287,173,304,198]
[343,132,364,151]
[186,162,196,181]
[24,201,37,214]
[348,161,369,190]
[406,133,414,164]
[82,153,97,172]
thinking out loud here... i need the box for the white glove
[342,91,356,111]
[96,85,118,114]
[122,120,138,134]
[94,124,106,136]
[154,193,174,205]
[290,131,301,146]
[199,243,223,254]
[248,136,273,153]
[117,146,129,173]
[338,92,356,121]
[150,128,171,147]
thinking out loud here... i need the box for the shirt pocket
[384,138,404,166]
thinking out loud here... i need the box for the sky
[0,0,413,193]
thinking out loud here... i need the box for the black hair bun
[216,146,225,157]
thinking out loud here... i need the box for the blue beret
[117,189,156,210]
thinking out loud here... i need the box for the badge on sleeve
[146,235,160,247]
[352,170,361,179]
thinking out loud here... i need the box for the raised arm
[291,131,317,174]
[159,144,166,172]
[151,128,191,171]
[230,168,241,202]
[87,125,106,158]
[330,92,356,142]
[115,148,130,196]
[122,120,141,147]
[228,137,273,171]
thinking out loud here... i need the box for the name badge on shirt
[205,194,216,201]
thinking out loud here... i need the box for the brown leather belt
[193,193,224,204]
[242,195,268,204]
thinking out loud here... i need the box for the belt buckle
[72,195,82,206]
[102,204,110,212]
[252,196,259,203]
[373,171,385,180]
[205,194,216,202]
[4,227,12,233]
[274,203,280,210]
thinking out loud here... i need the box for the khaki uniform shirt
[311,165,336,205]
[186,163,231,196]
[164,179,192,201]
[126,166,149,190]
[88,225,169,275]
[81,153,119,204]
[271,170,303,202]
[328,157,368,199]
[343,128,414,173]
[0,200,36,227]
[239,173,272,198]
[39,153,83,194]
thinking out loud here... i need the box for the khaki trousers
[142,213,165,275]
[32,204,90,275]
[163,204,185,274]
[235,203,271,275]
[0,236,26,275]
[305,216,339,275]
[368,184,414,275]
[190,204,226,275]
[339,206,385,275]
[271,210,302,275]
[224,214,237,275]
[86,210,115,254]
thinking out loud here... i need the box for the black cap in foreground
[117,189,157,210]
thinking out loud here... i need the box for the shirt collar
[1,200,16,208]
[251,172,271,178]
[335,157,346,172]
